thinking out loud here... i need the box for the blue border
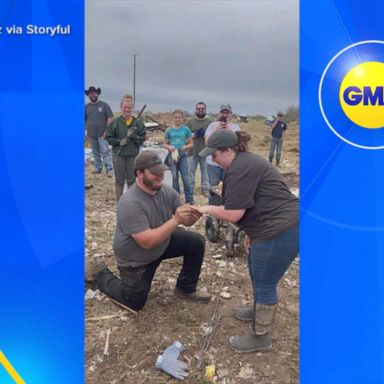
[2,0,384,382]
[0,1,84,383]
[301,1,384,383]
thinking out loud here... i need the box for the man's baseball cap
[219,104,232,113]
[199,130,239,158]
[134,151,170,175]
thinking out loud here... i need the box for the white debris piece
[85,289,97,300]
[238,366,254,379]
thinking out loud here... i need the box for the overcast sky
[85,0,298,115]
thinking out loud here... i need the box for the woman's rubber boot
[254,303,277,336]
[228,333,272,353]
[228,302,275,353]
[234,306,253,322]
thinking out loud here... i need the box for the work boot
[174,287,211,303]
[254,303,277,336]
[85,258,107,283]
[115,184,124,202]
[234,306,253,322]
[276,159,280,167]
[228,333,272,353]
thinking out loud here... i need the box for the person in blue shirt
[163,110,194,204]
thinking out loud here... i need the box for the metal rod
[196,255,229,369]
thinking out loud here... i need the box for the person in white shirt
[204,104,240,203]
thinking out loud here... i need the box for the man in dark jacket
[105,94,146,201]
[269,111,287,167]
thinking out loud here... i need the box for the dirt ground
[85,118,299,384]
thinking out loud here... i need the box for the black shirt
[223,151,298,241]
[271,119,287,139]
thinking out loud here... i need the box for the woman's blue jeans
[247,224,299,305]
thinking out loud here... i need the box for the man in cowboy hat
[85,86,114,176]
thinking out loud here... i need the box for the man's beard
[90,96,98,103]
[143,175,162,191]
[196,111,206,119]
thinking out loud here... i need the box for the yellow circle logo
[339,61,384,129]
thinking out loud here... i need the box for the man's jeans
[206,164,224,204]
[188,155,209,194]
[248,224,298,305]
[88,136,113,171]
[269,137,283,162]
[171,153,194,204]
[97,229,205,311]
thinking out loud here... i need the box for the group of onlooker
[85,85,288,204]
[86,88,230,204]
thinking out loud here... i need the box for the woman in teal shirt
[163,110,194,203]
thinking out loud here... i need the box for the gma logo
[343,86,384,106]
[339,61,384,129]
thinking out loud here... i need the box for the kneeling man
[87,151,210,311]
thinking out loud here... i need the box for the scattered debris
[201,324,213,336]
[103,328,111,356]
[204,364,216,380]
[217,368,229,378]
[238,365,254,379]
[155,341,189,380]
[107,296,139,315]
[85,289,97,300]
[87,314,121,322]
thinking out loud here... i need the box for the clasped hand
[174,205,202,226]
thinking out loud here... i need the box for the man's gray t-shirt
[185,116,212,156]
[223,151,298,241]
[85,100,113,138]
[113,183,182,267]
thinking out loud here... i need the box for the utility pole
[132,54,137,112]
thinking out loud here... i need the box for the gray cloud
[86,0,298,115]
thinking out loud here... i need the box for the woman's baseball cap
[199,130,239,158]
